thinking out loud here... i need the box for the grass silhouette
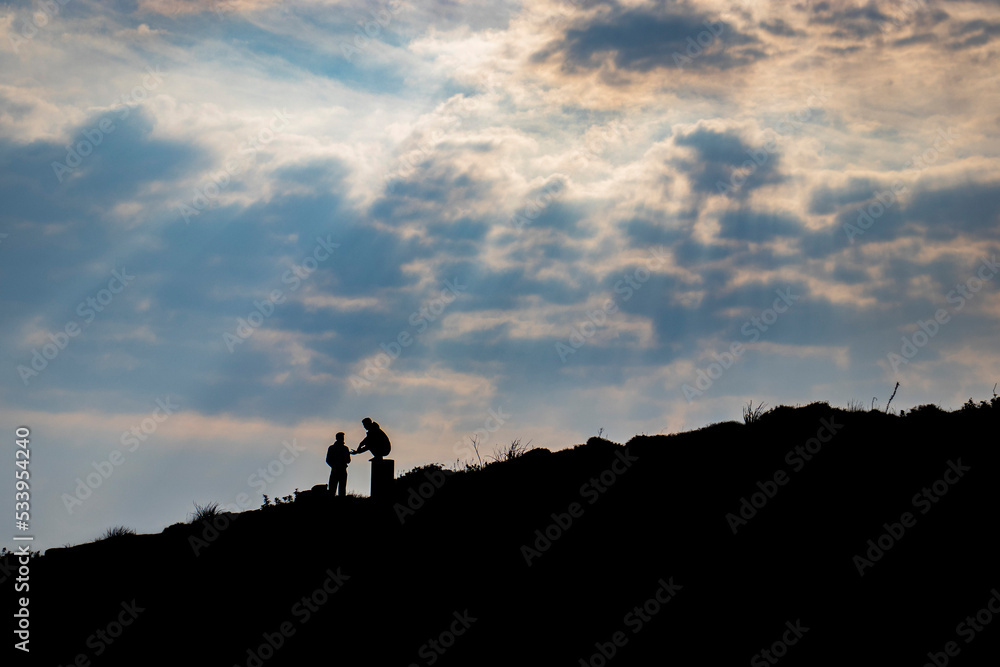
[97,525,136,540]
[742,400,767,424]
[189,501,224,522]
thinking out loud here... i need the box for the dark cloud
[605,273,876,356]
[807,1,892,39]
[831,262,869,285]
[809,178,885,215]
[800,181,1000,256]
[507,200,588,237]
[947,18,1000,49]
[759,18,804,37]
[820,44,864,54]
[534,1,765,73]
[674,127,786,197]
[671,239,735,264]
[0,106,203,316]
[805,0,967,51]
[903,181,1000,240]
[0,122,439,423]
[729,246,801,271]
[892,32,937,47]
[798,226,849,259]
[623,218,688,247]
[372,159,498,225]
[437,260,591,309]
[0,105,200,213]
[716,209,804,241]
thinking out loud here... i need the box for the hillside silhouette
[6,397,1000,666]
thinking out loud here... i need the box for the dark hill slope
[7,401,1000,666]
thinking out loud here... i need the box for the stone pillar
[371,458,394,500]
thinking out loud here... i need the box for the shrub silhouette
[909,402,945,416]
[488,438,532,463]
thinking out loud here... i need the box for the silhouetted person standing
[352,417,391,461]
[327,432,350,496]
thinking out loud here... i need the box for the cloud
[759,18,804,37]
[716,209,804,241]
[806,1,894,39]
[673,126,785,197]
[947,17,1000,49]
[534,0,765,74]
[137,0,281,17]
[809,178,886,215]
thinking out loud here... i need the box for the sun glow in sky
[2,0,999,550]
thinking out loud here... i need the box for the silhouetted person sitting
[326,432,350,496]
[351,417,391,461]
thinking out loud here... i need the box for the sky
[1,0,999,551]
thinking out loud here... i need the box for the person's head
[335,432,345,443]
[362,417,372,430]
